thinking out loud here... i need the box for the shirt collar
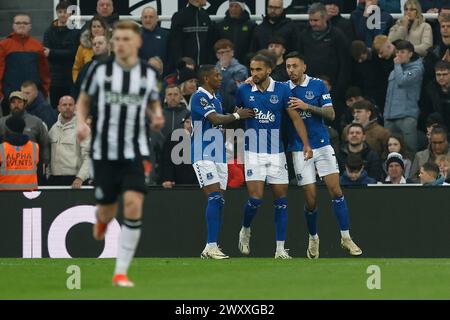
[288,74,311,89]
[251,77,276,92]
[198,86,215,99]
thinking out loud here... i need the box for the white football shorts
[244,151,289,184]
[193,160,228,190]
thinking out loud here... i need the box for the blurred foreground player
[76,21,163,287]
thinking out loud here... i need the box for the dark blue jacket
[139,26,170,67]
[350,4,394,47]
[420,0,450,11]
[340,170,377,185]
[26,91,57,130]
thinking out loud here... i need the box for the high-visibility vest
[0,141,39,190]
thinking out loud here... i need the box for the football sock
[276,241,285,251]
[304,206,318,237]
[206,192,224,244]
[243,197,262,228]
[332,195,350,235]
[274,197,288,241]
[114,219,142,275]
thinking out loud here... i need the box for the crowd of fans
[1,0,450,190]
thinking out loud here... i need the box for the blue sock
[332,195,349,231]
[242,198,262,228]
[274,197,288,241]
[218,196,225,229]
[304,206,318,236]
[206,192,224,243]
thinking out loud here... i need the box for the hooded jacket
[43,19,80,87]
[161,104,190,140]
[26,91,58,130]
[215,9,256,64]
[250,13,299,54]
[0,33,51,101]
[384,56,424,120]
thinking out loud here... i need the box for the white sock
[341,230,350,239]
[276,241,285,251]
[114,220,141,275]
[309,234,319,240]
[206,242,217,249]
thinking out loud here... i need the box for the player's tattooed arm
[288,97,335,121]
[207,107,255,126]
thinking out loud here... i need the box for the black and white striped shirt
[81,58,159,161]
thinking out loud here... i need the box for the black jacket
[169,4,216,67]
[298,24,351,96]
[159,137,197,185]
[250,14,299,54]
[27,92,57,130]
[215,10,256,64]
[161,104,190,140]
[336,142,383,181]
[43,20,80,87]
[422,80,450,130]
[329,15,354,44]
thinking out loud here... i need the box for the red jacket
[0,33,51,101]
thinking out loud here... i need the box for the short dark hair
[214,38,234,52]
[56,0,71,11]
[285,51,306,63]
[422,162,440,178]
[350,40,368,61]
[430,126,449,140]
[435,60,450,71]
[197,65,217,85]
[21,80,37,89]
[267,36,286,47]
[345,153,364,172]
[395,40,414,53]
[347,122,365,134]
[352,99,374,118]
[345,86,363,100]
[251,53,274,69]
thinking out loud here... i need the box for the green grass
[1,258,450,299]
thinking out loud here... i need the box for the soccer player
[192,65,255,259]
[76,21,163,287]
[285,51,362,258]
[236,54,313,259]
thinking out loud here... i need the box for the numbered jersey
[286,75,333,151]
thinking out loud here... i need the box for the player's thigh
[121,159,148,196]
[292,151,316,186]
[193,160,225,191]
[92,160,122,205]
[315,145,340,178]
[266,153,289,185]
[246,180,265,199]
[123,190,145,220]
[244,151,268,183]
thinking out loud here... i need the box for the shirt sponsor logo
[322,93,331,100]
[105,92,144,105]
[253,108,275,123]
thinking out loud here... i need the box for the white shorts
[193,160,228,190]
[244,151,289,184]
[293,145,339,186]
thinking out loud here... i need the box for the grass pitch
[0,258,449,300]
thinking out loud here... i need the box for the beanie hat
[178,67,197,85]
[5,115,26,134]
[386,152,405,171]
[229,0,246,10]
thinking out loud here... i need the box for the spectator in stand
[382,134,413,178]
[72,35,111,100]
[410,126,450,181]
[342,99,390,157]
[388,0,433,57]
[72,15,110,82]
[435,153,450,178]
[94,0,119,30]
[267,36,289,82]
[0,13,51,117]
[383,152,409,184]
[419,161,445,185]
[139,7,170,69]
[420,0,450,13]
[48,96,90,188]
[214,39,248,114]
[384,40,424,153]
[336,123,383,181]
[323,0,355,42]
[169,0,216,67]
[215,0,256,65]
[43,0,80,109]
[250,0,300,54]
[429,4,450,47]
[350,40,387,110]
[160,112,197,188]
[178,66,198,110]
[161,85,190,140]
[21,80,57,130]
[350,0,394,47]
[0,91,50,184]
[421,61,450,130]
[340,153,377,185]
[298,2,351,129]
[341,86,365,131]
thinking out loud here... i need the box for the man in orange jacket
[0,103,39,191]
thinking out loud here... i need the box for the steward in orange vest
[0,115,39,190]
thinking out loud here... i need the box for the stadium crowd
[1,0,450,190]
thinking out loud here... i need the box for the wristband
[233,112,240,120]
